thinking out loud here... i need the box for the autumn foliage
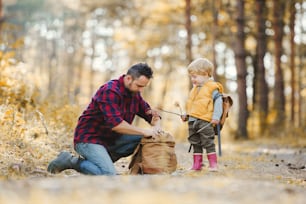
[0,51,81,179]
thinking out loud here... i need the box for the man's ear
[125,74,133,82]
[127,74,133,79]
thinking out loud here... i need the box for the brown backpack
[128,131,177,174]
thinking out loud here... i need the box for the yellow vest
[186,81,223,122]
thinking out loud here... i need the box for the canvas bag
[128,130,177,174]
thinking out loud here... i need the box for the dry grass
[0,103,79,179]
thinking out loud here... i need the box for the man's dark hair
[127,63,153,79]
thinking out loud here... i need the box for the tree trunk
[234,0,248,139]
[89,30,97,97]
[185,0,192,64]
[0,0,3,26]
[0,0,2,19]
[211,0,219,80]
[185,0,193,90]
[289,0,296,125]
[298,51,303,128]
[48,40,58,97]
[272,0,286,127]
[297,2,305,127]
[255,0,268,134]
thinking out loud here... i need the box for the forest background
[0,0,305,178]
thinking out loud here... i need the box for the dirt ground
[0,141,305,204]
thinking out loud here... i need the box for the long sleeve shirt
[73,75,152,147]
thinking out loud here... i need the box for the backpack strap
[213,92,223,102]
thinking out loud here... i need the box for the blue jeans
[75,135,141,175]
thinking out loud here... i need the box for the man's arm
[146,109,162,136]
[111,120,155,138]
[112,110,162,138]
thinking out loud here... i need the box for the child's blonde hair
[187,58,214,77]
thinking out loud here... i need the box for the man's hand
[142,128,160,140]
[145,109,163,139]
[146,109,161,118]
[142,129,154,138]
[152,125,162,136]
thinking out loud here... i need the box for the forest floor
[0,139,305,204]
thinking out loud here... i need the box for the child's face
[189,73,210,87]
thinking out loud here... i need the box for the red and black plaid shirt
[73,75,152,147]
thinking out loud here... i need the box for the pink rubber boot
[207,152,218,171]
[191,153,203,170]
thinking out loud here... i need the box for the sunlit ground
[0,140,305,204]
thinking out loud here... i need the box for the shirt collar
[119,74,133,97]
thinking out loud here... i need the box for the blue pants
[75,135,141,175]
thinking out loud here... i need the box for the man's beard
[126,83,138,95]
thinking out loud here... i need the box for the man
[47,63,161,175]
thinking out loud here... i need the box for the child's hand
[211,119,219,125]
[180,114,189,122]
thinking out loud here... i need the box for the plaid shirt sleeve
[136,96,153,124]
[96,88,124,128]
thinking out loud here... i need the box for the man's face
[125,75,150,93]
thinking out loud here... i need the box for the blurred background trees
[0,0,305,141]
